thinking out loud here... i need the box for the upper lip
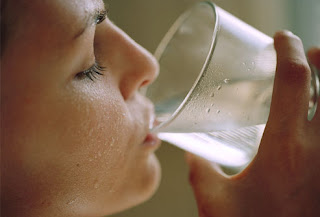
[140,98,156,136]
[134,94,159,144]
[149,112,156,131]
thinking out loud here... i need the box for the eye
[76,61,106,81]
[95,10,108,25]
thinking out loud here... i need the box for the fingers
[307,47,320,69]
[268,31,311,127]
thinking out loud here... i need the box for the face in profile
[1,0,161,216]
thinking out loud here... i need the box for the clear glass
[146,1,319,167]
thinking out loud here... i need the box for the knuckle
[277,58,310,84]
[274,30,302,44]
[274,31,289,42]
[264,123,305,150]
[266,120,301,138]
[264,124,306,152]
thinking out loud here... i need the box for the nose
[95,20,159,100]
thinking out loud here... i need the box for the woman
[1,0,319,216]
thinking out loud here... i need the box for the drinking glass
[146,1,319,167]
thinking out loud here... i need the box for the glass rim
[151,1,219,132]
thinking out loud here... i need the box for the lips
[138,97,161,149]
[143,133,161,149]
[143,112,161,149]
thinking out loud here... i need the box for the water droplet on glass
[223,79,230,84]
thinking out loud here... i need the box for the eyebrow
[73,9,107,39]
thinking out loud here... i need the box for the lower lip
[143,133,161,149]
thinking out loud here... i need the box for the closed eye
[95,6,109,25]
[95,9,108,25]
[76,61,106,81]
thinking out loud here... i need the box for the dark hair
[1,0,9,56]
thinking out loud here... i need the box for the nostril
[140,80,150,88]
[138,79,152,96]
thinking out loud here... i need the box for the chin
[105,153,161,216]
[131,153,161,205]
[142,153,162,199]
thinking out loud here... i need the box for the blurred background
[107,0,319,216]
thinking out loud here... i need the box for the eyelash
[76,62,106,81]
[95,10,108,24]
[76,7,109,81]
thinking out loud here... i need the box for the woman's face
[1,0,160,216]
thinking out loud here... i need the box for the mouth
[139,99,161,150]
[143,111,161,149]
[143,133,161,150]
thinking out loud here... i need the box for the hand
[186,31,320,217]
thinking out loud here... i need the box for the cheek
[5,81,137,205]
[54,83,135,173]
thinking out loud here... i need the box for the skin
[1,0,160,216]
[186,32,320,217]
[1,0,319,217]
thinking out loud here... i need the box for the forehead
[8,0,103,41]
[14,0,103,14]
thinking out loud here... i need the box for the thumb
[185,152,228,194]
[185,153,236,217]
